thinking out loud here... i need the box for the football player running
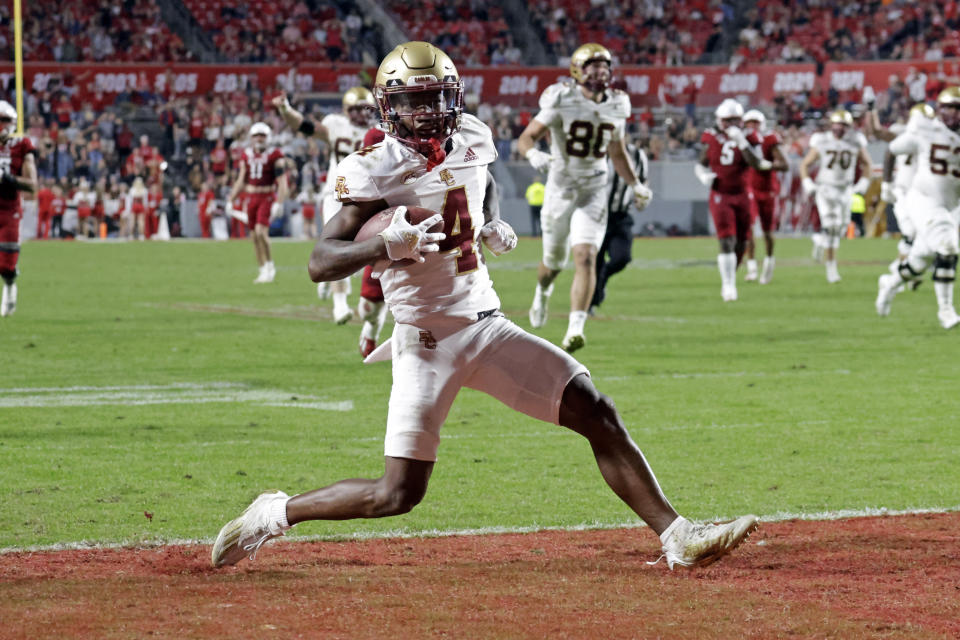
[695,99,774,301]
[875,87,960,329]
[742,110,788,285]
[212,41,757,571]
[227,122,288,283]
[275,87,377,323]
[875,103,936,288]
[517,43,652,353]
[0,100,38,317]
[799,109,872,283]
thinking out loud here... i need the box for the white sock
[747,259,757,272]
[567,310,588,335]
[333,292,349,314]
[762,256,774,270]
[717,253,736,286]
[270,495,291,532]
[536,283,554,300]
[361,321,376,340]
[934,281,954,313]
[660,516,690,544]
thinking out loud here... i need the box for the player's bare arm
[770,144,789,172]
[866,109,897,142]
[882,150,896,182]
[274,158,289,204]
[308,199,390,282]
[7,153,37,194]
[482,170,500,223]
[517,119,547,157]
[857,147,873,176]
[799,148,819,180]
[227,162,246,202]
[272,93,331,143]
[608,138,639,184]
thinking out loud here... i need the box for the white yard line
[2,504,957,555]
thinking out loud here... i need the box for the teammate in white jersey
[517,43,652,353]
[212,41,757,571]
[876,87,960,329]
[274,87,377,323]
[800,109,872,283]
[875,104,936,283]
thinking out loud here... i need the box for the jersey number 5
[566,121,616,158]
[437,186,478,274]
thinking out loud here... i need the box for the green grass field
[2,236,958,551]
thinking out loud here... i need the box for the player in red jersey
[695,99,773,301]
[742,110,788,284]
[0,100,38,317]
[227,122,289,283]
[197,179,216,239]
[36,177,54,239]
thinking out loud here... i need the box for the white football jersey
[321,113,368,194]
[887,122,918,192]
[334,113,500,326]
[810,129,868,187]
[533,81,630,181]
[890,116,960,211]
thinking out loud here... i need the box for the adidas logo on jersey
[463,147,478,162]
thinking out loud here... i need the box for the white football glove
[480,219,518,256]
[633,182,653,211]
[880,181,896,203]
[802,177,817,197]
[378,206,446,263]
[269,201,284,221]
[756,158,773,171]
[694,163,716,187]
[725,126,748,149]
[525,148,553,173]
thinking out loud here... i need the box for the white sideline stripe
[0,382,353,412]
[602,368,851,382]
[2,505,958,555]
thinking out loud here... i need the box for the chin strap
[423,137,447,171]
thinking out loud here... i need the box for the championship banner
[1,59,955,109]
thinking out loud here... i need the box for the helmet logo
[408,75,439,85]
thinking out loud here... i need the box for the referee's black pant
[592,212,633,308]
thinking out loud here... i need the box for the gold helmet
[374,41,463,150]
[342,87,376,127]
[937,86,960,131]
[570,43,612,92]
[828,109,854,126]
[909,102,935,119]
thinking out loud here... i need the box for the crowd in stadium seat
[18,0,192,62]
[382,0,517,66]
[529,0,727,65]
[739,0,960,66]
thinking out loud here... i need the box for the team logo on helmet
[374,41,463,151]
[569,43,612,93]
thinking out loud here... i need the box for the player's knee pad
[541,235,569,271]
[932,253,958,283]
[898,259,924,282]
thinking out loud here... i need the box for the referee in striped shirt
[591,141,650,311]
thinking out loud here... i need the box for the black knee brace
[932,254,958,283]
[897,260,923,282]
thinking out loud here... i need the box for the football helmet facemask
[0,100,17,141]
[249,121,271,151]
[374,41,463,152]
[343,87,377,128]
[715,99,744,129]
[937,87,960,131]
[570,43,612,93]
[828,109,853,137]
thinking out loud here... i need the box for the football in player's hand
[355,205,444,267]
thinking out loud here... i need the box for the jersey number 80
[566,121,616,158]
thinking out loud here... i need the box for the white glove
[880,181,896,203]
[525,148,553,173]
[725,126,748,149]
[633,182,653,211]
[802,177,817,196]
[694,163,716,187]
[853,176,871,194]
[269,201,284,221]
[378,206,446,263]
[756,158,773,171]
[480,219,518,256]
